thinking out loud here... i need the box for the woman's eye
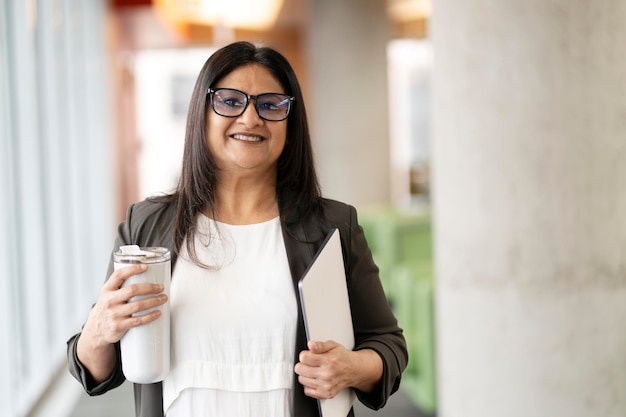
[259,101,279,111]
[222,98,245,108]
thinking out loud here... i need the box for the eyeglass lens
[211,88,292,121]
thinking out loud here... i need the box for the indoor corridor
[4,0,626,416]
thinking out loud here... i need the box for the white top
[163,215,297,417]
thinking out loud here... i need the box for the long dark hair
[169,41,321,264]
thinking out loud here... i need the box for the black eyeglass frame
[207,87,295,122]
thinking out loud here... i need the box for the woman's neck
[211,175,279,225]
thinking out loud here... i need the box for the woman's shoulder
[319,197,353,210]
[121,194,177,247]
[293,198,358,241]
[318,198,357,223]
[125,194,177,226]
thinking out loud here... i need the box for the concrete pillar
[432,1,626,416]
[306,0,391,207]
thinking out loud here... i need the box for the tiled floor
[68,381,433,417]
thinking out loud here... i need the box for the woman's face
[206,64,288,178]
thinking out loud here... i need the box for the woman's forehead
[214,64,284,94]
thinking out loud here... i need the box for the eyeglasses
[207,88,295,121]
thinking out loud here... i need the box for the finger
[298,351,326,369]
[120,308,163,330]
[298,349,316,366]
[121,293,168,317]
[298,374,317,389]
[303,386,331,400]
[96,295,166,343]
[294,361,315,378]
[120,281,165,298]
[308,340,339,353]
[102,283,164,309]
[300,377,337,400]
[104,264,148,290]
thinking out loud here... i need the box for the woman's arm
[294,203,408,408]
[68,199,176,394]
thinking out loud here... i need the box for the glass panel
[0,0,114,413]
[0,1,19,415]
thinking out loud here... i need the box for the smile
[232,134,264,142]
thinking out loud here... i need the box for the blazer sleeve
[343,205,409,410]
[66,204,138,395]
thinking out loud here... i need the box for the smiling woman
[67,41,408,417]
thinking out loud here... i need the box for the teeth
[233,134,262,142]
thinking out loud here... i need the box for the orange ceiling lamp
[153,0,285,31]
[387,0,431,22]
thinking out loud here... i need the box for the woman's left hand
[294,340,383,399]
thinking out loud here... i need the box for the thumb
[308,340,339,353]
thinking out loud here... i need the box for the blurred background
[1,1,625,417]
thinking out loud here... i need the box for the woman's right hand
[76,264,168,382]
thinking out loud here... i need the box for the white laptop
[298,228,357,417]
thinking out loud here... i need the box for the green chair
[359,208,437,414]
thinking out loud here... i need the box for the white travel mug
[114,245,171,383]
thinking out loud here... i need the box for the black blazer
[67,197,408,417]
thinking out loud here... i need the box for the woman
[67,41,407,417]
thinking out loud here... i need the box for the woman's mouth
[232,134,264,142]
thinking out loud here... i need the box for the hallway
[68,381,431,417]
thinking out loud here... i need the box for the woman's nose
[238,100,263,125]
